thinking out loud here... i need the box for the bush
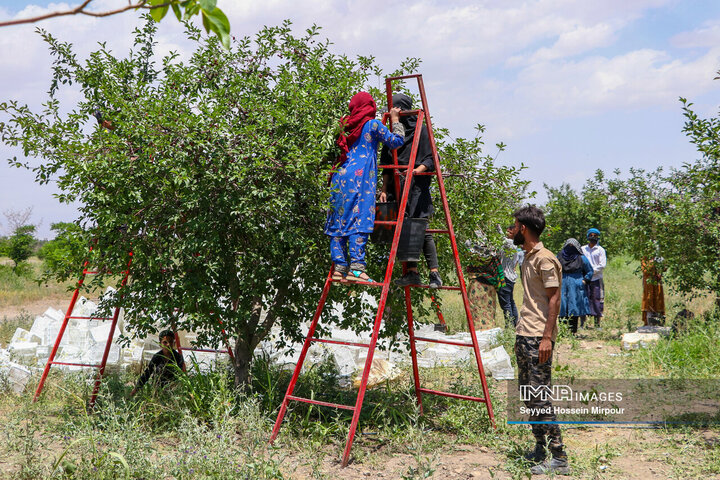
[37,222,87,278]
[8,225,35,272]
[0,236,9,256]
[631,309,720,378]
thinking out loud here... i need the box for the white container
[0,362,33,394]
[481,346,514,380]
[10,328,42,345]
[622,332,661,350]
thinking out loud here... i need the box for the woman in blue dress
[557,238,594,334]
[325,92,404,282]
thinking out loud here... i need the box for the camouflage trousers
[515,335,566,456]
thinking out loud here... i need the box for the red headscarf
[335,92,377,167]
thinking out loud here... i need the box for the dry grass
[0,257,73,311]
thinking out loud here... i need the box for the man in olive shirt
[511,205,569,475]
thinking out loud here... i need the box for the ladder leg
[341,297,388,467]
[404,286,423,414]
[89,305,122,408]
[416,75,496,428]
[431,294,446,326]
[458,275,497,428]
[33,275,85,402]
[89,261,132,409]
[270,267,334,443]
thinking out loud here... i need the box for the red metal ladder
[270,74,496,466]
[33,246,132,408]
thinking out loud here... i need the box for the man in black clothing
[379,93,442,289]
[130,329,185,397]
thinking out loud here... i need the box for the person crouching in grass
[130,329,185,397]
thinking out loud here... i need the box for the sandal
[332,270,345,281]
[346,270,375,283]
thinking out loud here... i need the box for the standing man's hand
[129,387,137,398]
[379,191,387,203]
[538,337,553,364]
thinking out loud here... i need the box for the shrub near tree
[37,222,87,278]
[1,18,528,387]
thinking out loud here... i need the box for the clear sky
[2,0,720,238]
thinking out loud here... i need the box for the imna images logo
[519,384,573,402]
[519,385,623,403]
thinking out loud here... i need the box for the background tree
[542,171,621,254]
[542,182,584,252]
[669,94,720,301]
[543,120,718,306]
[1,19,529,387]
[8,225,36,273]
[3,206,35,234]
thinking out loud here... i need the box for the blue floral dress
[324,119,404,236]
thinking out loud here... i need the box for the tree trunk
[233,339,253,390]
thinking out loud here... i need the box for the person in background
[581,228,606,328]
[497,224,522,326]
[380,93,443,289]
[511,205,569,476]
[641,257,665,325]
[465,235,505,328]
[325,92,404,283]
[557,238,593,334]
[130,329,185,397]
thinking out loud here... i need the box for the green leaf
[107,451,130,478]
[150,5,170,22]
[199,0,217,11]
[171,3,182,21]
[201,10,211,33]
[201,7,231,49]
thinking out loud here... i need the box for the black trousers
[406,233,439,270]
[515,335,566,457]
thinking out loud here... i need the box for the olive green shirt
[516,242,562,341]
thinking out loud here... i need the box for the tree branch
[0,0,175,27]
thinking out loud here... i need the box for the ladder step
[399,284,461,291]
[418,387,487,403]
[66,315,114,320]
[311,338,371,348]
[179,347,227,354]
[374,220,397,226]
[426,229,450,234]
[83,270,100,274]
[287,395,355,411]
[331,278,386,287]
[381,164,411,170]
[414,336,473,348]
[51,361,102,368]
